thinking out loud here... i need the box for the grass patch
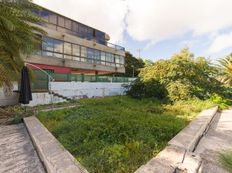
[37,96,214,173]
[220,151,232,172]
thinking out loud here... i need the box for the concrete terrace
[0,108,232,173]
[0,124,45,173]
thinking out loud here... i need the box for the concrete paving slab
[0,124,45,173]
[194,110,232,173]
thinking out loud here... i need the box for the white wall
[27,92,66,107]
[0,83,19,106]
[50,82,127,99]
[1,82,129,107]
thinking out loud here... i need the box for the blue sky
[34,0,232,62]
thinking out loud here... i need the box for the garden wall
[50,82,127,99]
[26,82,127,106]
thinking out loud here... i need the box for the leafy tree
[115,52,144,77]
[143,59,154,66]
[218,53,232,86]
[131,48,223,101]
[0,0,45,93]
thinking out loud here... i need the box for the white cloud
[126,0,232,44]
[34,0,232,54]
[208,32,232,53]
[34,0,127,43]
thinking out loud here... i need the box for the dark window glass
[53,39,63,53]
[96,30,105,45]
[73,44,80,57]
[49,13,57,24]
[72,22,79,33]
[65,19,72,29]
[87,48,94,59]
[40,10,49,22]
[64,42,72,55]
[42,37,53,51]
[86,28,94,40]
[58,16,65,27]
[94,50,101,60]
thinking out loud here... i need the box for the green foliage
[37,96,214,173]
[115,52,145,77]
[11,114,23,124]
[220,151,232,172]
[218,53,232,86]
[167,80,192,101]
[130,48,226,101]
[0,0,45,92]
[210,94,231,110]
[125,78,168,99]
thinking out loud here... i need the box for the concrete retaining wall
[27,92,66,107]
[50,82,127,99]
[26,82,127,106]
[24,116,89,173]
[134,106,218,173]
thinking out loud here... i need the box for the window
[72,22,79,33]
[53,39,63,53]
[73,57,80,61]
[106,53,114,62]
[64,55,72,60]
[40,10,49,22]
[58,16,65,27]
[94,50,101,64]
[72,44,80,57]
[115,55,120,64]
[87,48,94,63]
[49,13,57,24]
[95,30,105,45]
[42,51,53,57]
[54,53,63,58]
[120,56,125,64]
[101,52,106,65]
[65,19,72,29]
[42,37,53,51]
[81,47,87,57]
[86,28,94,40]
[64,42,72,55]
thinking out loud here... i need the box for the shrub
[125,78,168,99]
[167,80,192,101]
[210,94,232,110]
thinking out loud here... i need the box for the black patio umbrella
[19,66,32,104]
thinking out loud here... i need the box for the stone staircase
[49,91,72,101]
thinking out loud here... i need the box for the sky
[34,0,232,61]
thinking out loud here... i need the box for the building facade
[24,6,126,89]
